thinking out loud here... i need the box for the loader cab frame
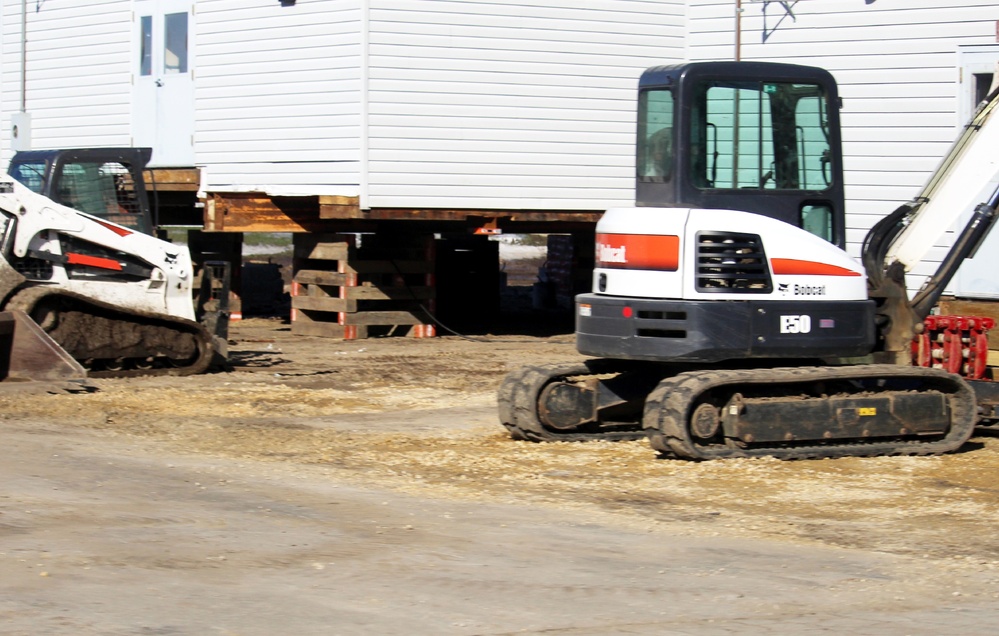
[636,61,846,249]
[8,148,155,236]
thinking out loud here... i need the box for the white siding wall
[195,0,364,195]
[0,0,133,164]
[364,0,686,210]
[688,0,999,284]
[0,0,686,207]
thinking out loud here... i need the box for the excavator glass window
[691,81,831,193]
[801,203,834,242]
[637,89,674,183]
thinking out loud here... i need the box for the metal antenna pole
[735,0,742,61]
[21,0,27,112]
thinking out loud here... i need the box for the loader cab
[636,61,846,249]
[8,148,154,235]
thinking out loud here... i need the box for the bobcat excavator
[499,61,999,460]
[0,148,225,381]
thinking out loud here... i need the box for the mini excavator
[500,61,999,459]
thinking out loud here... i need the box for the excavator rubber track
[499,362,977,460]
[5,286,214,379]
[643,365,977,460]
[498,361,656,442]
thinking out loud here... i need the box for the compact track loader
[0,148,227,381]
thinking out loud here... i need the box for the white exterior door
[132,0,194,167]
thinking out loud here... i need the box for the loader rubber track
[5,286,214,379]
[497,362,650,442]
[643,365,977,460]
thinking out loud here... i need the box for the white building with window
[1,0,999,296]
[692,0,999,297]
[2,0,686,208]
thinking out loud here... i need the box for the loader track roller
[643,365,977,460]
[5,286,214,378]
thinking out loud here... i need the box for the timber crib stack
[291,233,436,339]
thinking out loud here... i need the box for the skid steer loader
[0,148,228,382]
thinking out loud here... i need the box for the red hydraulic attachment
[912,315,994,380]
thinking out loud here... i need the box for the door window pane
[164,12,188,74]
[139,15,153,76]
[975,72,995,103]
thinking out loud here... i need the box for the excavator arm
[865,85,999,360]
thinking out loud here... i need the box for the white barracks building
[1,0,998,299]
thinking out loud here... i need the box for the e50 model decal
[780,315,812,334]
[595,233,679,271]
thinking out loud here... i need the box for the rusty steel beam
[204,191,603,233]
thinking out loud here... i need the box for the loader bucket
[0,310,87,381]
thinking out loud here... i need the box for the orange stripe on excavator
[596,233,680,271]
[65,252,123,271]
[771,258,862,277]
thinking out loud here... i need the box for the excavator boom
[883,87,999,274]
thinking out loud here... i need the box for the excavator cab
[636,61,846,248]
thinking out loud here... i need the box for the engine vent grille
[695,231,772,293]
[13,257,54,281]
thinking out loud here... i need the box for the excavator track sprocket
[497,361,657,442]
[643,365,977,460]
[5,286,214,379]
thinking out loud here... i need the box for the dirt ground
[3,316,999,633]
[12,316,999,562]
